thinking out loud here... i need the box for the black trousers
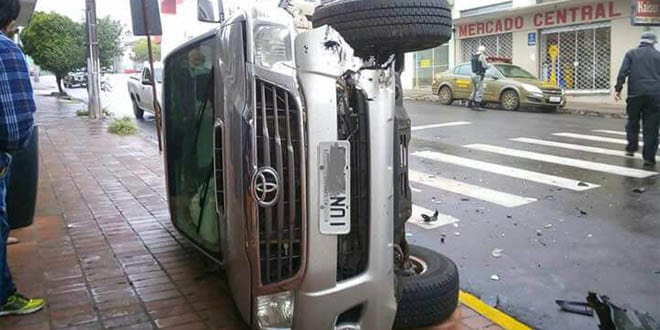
[626,95,660,163]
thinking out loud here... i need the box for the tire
[133,100,144,120]
[438,86,454,105]
[394,245,460,329]
[312,0,452,57]
[500,89,520,111]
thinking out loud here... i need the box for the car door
[452,64,473,99]
[483,67,503,102]
[140,68,154,110]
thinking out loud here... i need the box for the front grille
[542,89,562,95]
[255,79,303,285]
[337,88,370,282]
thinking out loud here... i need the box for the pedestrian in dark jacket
[614,31,660,167]
[0,0,45,317]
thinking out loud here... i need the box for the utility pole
[86,0,102,120]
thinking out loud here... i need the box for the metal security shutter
[540,22,611,93]
[461,33,513,62]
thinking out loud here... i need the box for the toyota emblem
[251,167,280,207]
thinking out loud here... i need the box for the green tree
[96,16,126,69]
[21,12,86,94]
[131,38,161,63]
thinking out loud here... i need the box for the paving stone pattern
[0,93,498,330]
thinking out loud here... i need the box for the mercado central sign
[457,1,624,39]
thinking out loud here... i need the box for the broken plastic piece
[555,300,594,316]
[490,274,500,281]
[491,248,503,258]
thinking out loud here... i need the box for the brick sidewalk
[0,93,501,329]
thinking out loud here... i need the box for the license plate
[318,141,351,235]
[549,96,561,103]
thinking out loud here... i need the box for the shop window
[413,44,450,88]
[540,23,611,92]
[461,33,513,63]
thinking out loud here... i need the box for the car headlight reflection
[254,24,293,74]
[256,291,294,329]
[521,83,543,95]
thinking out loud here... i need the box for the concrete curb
[404,94,627,119]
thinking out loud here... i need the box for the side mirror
[142,79,153,86]
[198,0,224,23]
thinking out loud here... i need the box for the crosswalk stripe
[409,205,459,230]
[553,132,640,146]
[511,137,658,161]
[409,170,537,208]
[413,150,599,191]
[412,121,472,131]
[591,129,641,137]
[465,144,657,178]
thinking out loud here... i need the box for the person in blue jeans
[0,0,44,316]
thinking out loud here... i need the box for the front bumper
[291,26,397,329]
[524,92,565,108]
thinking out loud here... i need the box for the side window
[163,37,221,255]
[455,65,471,76]
[485,67,500,79]
[143,68,151,82]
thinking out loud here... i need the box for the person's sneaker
[625,151,634,157]
[6,237,19,245]
[0,293,45,316]
[643,160,656,168]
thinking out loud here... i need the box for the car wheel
[500,90,520,111]
[394,245,459,329]
[438,86,454,105]
[133,100,144,120]
[312,0,452,57]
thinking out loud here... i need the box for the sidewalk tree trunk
[21,12,86,95]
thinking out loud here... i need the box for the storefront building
[453,0,656,103]
[402,0,455,89]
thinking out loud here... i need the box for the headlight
[254,24,294,74]
[521,83,543,95]
[256,292,294,329]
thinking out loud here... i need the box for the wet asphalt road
[404,101,660,330]
[72,75,659,329]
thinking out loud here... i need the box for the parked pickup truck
[127,63,163,119]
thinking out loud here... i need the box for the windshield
[494,64,536,79]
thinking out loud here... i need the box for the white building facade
[451,0,660,104]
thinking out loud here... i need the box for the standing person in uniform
[469,45,490,110]
[615,31,660,168]
[0,0,45,316]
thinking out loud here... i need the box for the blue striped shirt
[0,31,35,151]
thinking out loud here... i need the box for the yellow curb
[459,291,533,330]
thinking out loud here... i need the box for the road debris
[452,223,459,228]
[506,215,512,219]
[557,292,660,330]
[536,229,543,237]
[454,232,460,236]
[577,181,589,187]
[491,248,504,258]
[421,210,439,223]
[405,233,413,237]
[544,224,553,229]
[633,187,647,194]
[576,208,588,216]
[440,233,446,244]
[460,198,470,202]
[587,234,593,238]
[490,274,500,281]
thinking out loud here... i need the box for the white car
[127,64,163,119]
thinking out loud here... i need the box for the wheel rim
[502,91,518,110]
[408,255,429,276]
[440,88,451,103]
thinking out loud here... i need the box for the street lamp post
[86,0,102,120]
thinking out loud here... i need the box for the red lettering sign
[534,13,543,26]
[609,1,622,17]
[495,20,503,32]
[515,16,524,29]
[459,25,469,38]
[486,21,494,33]
[582,5,593,21]
[545,11,555,25]
[556,9,567,24]
[595,3,607,19]
[569,7,580,22]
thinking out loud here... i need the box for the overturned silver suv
[162,0,455,328]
